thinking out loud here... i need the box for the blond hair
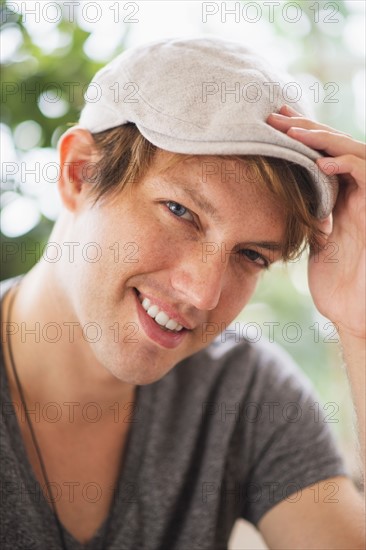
[90,123,322,261]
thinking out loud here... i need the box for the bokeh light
[0,194,41,237]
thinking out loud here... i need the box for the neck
[2,263,136,417]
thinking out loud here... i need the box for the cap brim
[137,123,338,219]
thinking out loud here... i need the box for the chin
[107,352,177,386]
[111,365,173,386]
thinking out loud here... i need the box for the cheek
[134,222,191,269]
[213,274,259,325]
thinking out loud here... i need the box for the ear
[57,126,101,211]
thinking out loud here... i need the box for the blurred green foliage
[1,1,122,145]
[1,18,91,144]
[1,0,127,278]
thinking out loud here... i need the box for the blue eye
[166,201,193,221]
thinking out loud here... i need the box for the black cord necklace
[5,283,113,550]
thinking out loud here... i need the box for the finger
[279,104,305,117]
[317,155,366,186]
[267,113,347,136]
[309,220,334,260]
[287,128,366,159]
[312,214,333,238]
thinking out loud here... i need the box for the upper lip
[135,289,195,330]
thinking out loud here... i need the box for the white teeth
[155,311,170,326]
[147,305,159,318]
[165,319,178,331]
[138,293,185,332]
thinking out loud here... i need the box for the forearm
[339,331,366,480]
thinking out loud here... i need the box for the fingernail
[282,104,300,115]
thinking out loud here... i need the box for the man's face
[63,151,285,385]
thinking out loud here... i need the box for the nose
[170,245,227,311]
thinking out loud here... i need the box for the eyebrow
[159,176,284,253]
[181,185,221,221]
[159,175,221,221]
[244,241,283,251]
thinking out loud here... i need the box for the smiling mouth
[134,289,186,333]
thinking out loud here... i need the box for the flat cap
[79,36,338,218]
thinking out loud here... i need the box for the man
[1,37,365,549]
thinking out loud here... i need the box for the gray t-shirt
[0,276,348,549]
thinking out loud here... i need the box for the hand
[267,105,366,340]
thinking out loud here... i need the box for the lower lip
[134,290,188,349]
